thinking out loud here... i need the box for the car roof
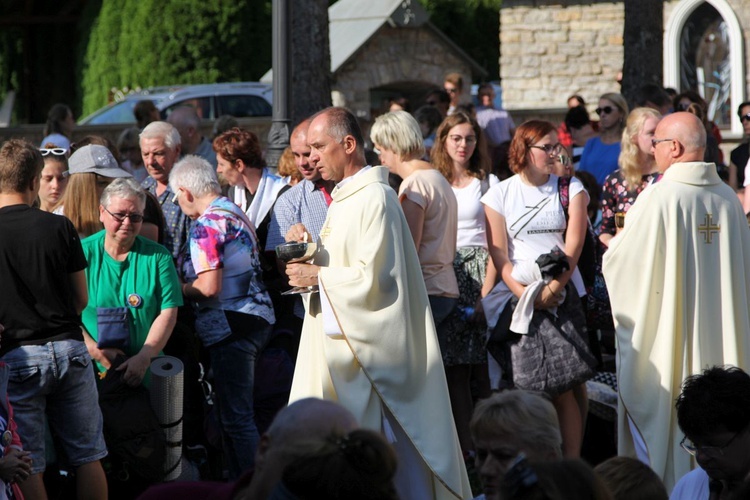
[78,82,273,124]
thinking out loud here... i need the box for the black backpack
[558,176,598,289]
[97,357,167,482]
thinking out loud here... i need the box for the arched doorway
[664,0,744,136]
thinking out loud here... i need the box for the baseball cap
[66,145,131,178]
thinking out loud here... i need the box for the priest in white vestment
[602,112,750,491]
[285,108,472,500]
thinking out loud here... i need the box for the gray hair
[140,121,181,150]
[100,177,146,211]
[470,390,563,459]
[169,155,221,198]
[168,106,200,130]
[370,110,425,161]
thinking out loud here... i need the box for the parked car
[78,82,273,125]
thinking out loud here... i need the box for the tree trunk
[621,0,664,109]
[291,0,332,126]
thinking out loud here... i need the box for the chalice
[275,241,319,295]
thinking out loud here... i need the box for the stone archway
[664,0,744,136]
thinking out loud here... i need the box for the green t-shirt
[81,231,183,373]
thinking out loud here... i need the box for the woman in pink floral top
[600,108,662,247]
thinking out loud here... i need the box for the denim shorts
[1,340,107,474]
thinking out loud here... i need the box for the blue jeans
[208,311,272,479]
[1,340,107,473]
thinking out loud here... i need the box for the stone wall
[500,1,624,112]
[333,25,475,121]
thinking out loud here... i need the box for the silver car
[78,82,273,125]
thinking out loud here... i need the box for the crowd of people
[1,70,750,500]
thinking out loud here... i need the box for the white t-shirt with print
[482,173,588,296]
[453,174,500,249]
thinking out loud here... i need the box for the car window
[162,97,212,120]
[217,95,272,118]
[82,101,139,125]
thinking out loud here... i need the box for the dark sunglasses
[40,148,67,157]
[596,106,614,116]
[104,207,144,223]
[740,113,750,124]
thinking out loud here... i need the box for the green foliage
[81,0,272,116]
[421,0,502,81]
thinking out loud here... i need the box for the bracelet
[546,283,557,296]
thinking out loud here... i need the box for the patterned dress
[600,169,658,237]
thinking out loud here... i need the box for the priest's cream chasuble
[603,162,750,491]
[289,166,472,500]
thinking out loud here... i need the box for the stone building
[264,0,486,122]
[500,0,749,139]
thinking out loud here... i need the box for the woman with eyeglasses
[483,120,597,458]
[37,146,69,212]
[80,178,181,388]
[578,93,629,186]
[599,108,662,247]
[54,144,132,237]
[431,111,495,451]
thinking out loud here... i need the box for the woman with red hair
[483,120,597,458]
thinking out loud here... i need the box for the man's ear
[342,135,357,155]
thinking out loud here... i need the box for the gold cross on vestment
[698,213,720,244]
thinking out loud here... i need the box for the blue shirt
[578,137,622,187]
[142,176,192,259]
[265,179,330,251]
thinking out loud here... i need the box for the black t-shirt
[0,205,87,355]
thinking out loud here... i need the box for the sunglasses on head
[596,106,614,116]
[740,113,750,124]
[40,148,67,157]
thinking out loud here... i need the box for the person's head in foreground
[236,398,358,500]
[594,456,667,500]
[268,428,399,500]
[676,366,750,488]
[470,390,563,500]
[501,456,613,500]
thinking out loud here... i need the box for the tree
[421,0,502,80]
[81,0,272,116]
[621,0,664,108]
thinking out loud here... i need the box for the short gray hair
[470,390,563,459]
[101,177,146,211]
[169,155,221,198]
[370,110,425,161]
[140,121,181,150]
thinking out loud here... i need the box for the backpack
[98,357,168,482]
[557,176,597,289]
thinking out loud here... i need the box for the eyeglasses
[680,430,743,457]
[596,106,614,115]
[677,103,691,112]
[40,148,67,157]
[103,207,144,223]
[531,143,564,156]
[426,100,439,106]
[449,135,477,146]
[740,113,750,124]
[444,87,457,94]
[651,138,674,148]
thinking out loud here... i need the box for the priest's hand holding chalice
[279,223,320,294]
